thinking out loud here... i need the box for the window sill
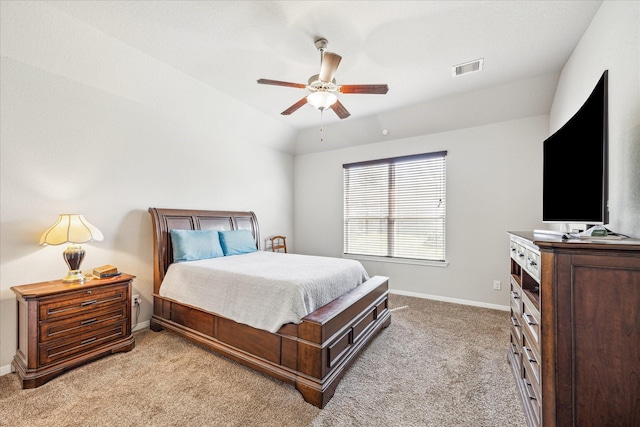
[343,254,449,267]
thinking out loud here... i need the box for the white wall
[550,1,639,237]
[294,115,547,307]
[295,72,558,155]
[0,2,296,371]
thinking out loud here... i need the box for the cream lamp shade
[40,214,104,283]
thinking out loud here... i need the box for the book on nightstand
[93,264,120,278]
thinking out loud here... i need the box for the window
[343,151,446,262]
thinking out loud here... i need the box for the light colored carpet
[0,294,526,426]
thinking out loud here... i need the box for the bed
[148,208,391,408]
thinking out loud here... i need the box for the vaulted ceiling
[48,1,602,134]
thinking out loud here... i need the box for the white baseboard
[390,288,509,311]
[1,320,151,378]
[132,320,150,332]
[1,363,12,376]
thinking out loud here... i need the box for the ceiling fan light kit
[307,91,337,110]
[257,38,389,121]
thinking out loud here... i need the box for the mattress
[159,251,370,332]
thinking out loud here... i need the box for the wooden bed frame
[148,208,391,408]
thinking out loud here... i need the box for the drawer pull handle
[80,318,97,326]
[523,346,537,363]
[81,299,98,307]
[524,381,537,401]
[510,317,520,328]
[510,343,520,355]
[518,251,525,258]
[510,291,520,299]
[523,313,538,326]
[81,337,97,345]
[528,258,538,267]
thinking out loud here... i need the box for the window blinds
[343,151,446,261]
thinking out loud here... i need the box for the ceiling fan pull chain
[320,109,324,142]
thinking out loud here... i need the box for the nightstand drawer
[39,321,127,365]
[39,284,127,321]
[39,303,127,343]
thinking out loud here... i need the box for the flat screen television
[543,70,609,225]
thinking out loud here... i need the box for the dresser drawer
[523,361,542,426]
[524,248,540,283]
[39,321,127,365]
[510,278,522,316]
[521,294,540,348]
[39,284,128,321]
[514,243,527,267]
[510,312,522,342]
[509,330,522,375]
[39,303,127,343]
[522,332,541,386]
[510,240,518,261]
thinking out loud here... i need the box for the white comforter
[159,251,370,333]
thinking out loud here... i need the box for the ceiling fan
[257,38,389,120]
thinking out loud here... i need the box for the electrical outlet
[132,294,140,306]
[493,280,501,290]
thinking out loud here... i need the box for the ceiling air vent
[452,58,484,77]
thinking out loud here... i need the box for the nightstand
[11,273,136,388]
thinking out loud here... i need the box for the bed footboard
[296,275,391,407]
[150,275,390,408]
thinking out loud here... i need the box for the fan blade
[319,52,342,83]
[330,99,351,119]
[339,84,389,94]
[281,97,308,115]
[257,79,307,89]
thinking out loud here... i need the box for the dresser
[508,232,640,427]
[11,274,136,388]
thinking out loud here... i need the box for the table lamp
[39,214,104,283]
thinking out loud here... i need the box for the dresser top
[11,273,134,298]
[509,231,640,252]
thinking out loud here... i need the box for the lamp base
[63,244,86,283]
[63,270,85,283]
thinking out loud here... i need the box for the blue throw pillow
[170,229,224,263]
[219,229,257,256]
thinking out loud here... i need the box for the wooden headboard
[148,208,260,293]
